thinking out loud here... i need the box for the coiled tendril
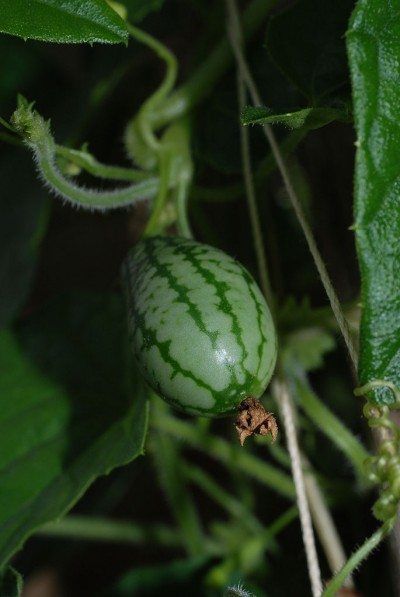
[354,380,400,521]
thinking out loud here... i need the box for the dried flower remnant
[235,397,278,445]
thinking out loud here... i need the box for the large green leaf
[282,327,335,372]
[347,1,400,405]
[0,292,148,565]
[267,0,353,102]
[0,0,128,44]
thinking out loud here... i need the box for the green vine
[11,97,159,211]
[124,22,178,169]
[322,518,395,596]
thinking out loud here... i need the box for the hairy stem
[322,519,394,596]
[153,0,280,127]
[40,143,157,211]
[12,102,158,211]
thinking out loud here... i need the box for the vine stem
[153,0,280,128]
[126,23,178,155]
[293,372,370,484]
[0,121,152,183]
[322,519,394,596]
[11,101,158,211]
[225,0,358,374]
[176,179,193,239]
[235,59,274,309]
[55,145,149,182]
[272,378,323,597]
[183,462,263,534]
[126,24,177,109]
[37,515,180,547]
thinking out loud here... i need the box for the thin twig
[272,379,323,596]
[235,65,274,307]
[303,462,354,588]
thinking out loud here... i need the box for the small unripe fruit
[123,236,277,417]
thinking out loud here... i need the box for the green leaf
[0,567,23,597]
[0,0,128,44]
[0,292,148,565]
[282,327,335,372]
[347,0,400,405]
[0,151,49,329]
[241,105,351,129]
[267,0,353,101]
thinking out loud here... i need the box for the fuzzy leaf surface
[0,0,128,44]
[348,0,400,404]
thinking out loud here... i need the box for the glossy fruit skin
[123,236,277,417]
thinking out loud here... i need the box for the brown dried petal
[235,397,278,446]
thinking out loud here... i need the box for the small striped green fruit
[123,236,277,417]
